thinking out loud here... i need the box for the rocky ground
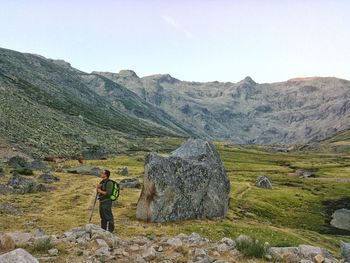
[1,224,348,263]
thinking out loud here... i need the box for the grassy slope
[0,139,349,257]
[299,129,350,154]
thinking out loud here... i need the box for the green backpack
[109,179,120,201]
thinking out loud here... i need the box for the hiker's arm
[96,184,106,195]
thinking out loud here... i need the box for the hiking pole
[89,192,98,223]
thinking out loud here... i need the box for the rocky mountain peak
[143,74,179,84]
[118,69,139,79]
[238,76,256,85]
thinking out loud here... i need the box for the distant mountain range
[0,47,349,157]
[95,70,350,145]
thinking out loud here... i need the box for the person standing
[97,169,115,232]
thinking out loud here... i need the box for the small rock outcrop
[38,173,60,184]
[118,167,129,176]
[136,139,230,222]
[331,208,350,231]
[256,176,273,189]
[7,173,47,193]
[119,178,141,189]
[0,248,39,263]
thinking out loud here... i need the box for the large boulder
[136,139,230,222]
[0,248,38,263]
[331,208,350,231]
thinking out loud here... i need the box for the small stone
[166,237,182,247]
[313,254,325,263]
[142,246,156,261]
[95,246,110,257]
[213,251,220,256]
[194,248,207,260]
[129,244,140,251]
[48,248,58,256]
[220,237,235,247]
[157,245,163,252]
[96,239,109,248]
[217,243,229,253]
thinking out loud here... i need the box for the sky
[0,0,349,83]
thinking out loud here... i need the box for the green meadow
[1,138,349,257]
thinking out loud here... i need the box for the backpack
[109,179,120,201]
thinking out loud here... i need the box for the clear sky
[1,0,349,83]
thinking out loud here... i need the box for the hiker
[97,169,115,232]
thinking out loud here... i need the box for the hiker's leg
[99,202,107,230]
[104,200,114,232]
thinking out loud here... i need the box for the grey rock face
[0,248,39,263]
[331,209,350,231]
[256,176,273,189]
[136,139,230,222]
[97,71,350,144]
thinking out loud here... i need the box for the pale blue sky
[1,0,349,83]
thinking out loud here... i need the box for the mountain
[0,48,191,158]
[95,71,350,144]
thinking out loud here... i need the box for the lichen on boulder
[136,138,230,222]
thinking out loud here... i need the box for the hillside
[0,48,191,158]
[95,71,350,145]
[298,128,350,154]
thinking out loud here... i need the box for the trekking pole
[89,192,98,223]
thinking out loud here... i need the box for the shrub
[13,168,34,176]
[33,238,54,252]
[236,237,269,258]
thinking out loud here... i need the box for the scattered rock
[298,245,331,260]
[0,248,39,263]
[118,166,129,176]
[216,243,229,253]
[330,208,350,231]
[7,173,47,193]
[142,246,157,261]
[295,169,316,178]
[269,247,300,261]
[166,237,182,247]
[119,178,141,189]
[67,165,101,176]
[313,254,325,263]
[136,139,230,222]
[255,175,273,189]
[95,246,111,257]
[6,232,32,247]
[38,173,60,184]
[48,248,58,256]
[194,248,207,260]
[96,239,109,248]
[220,237,235,247]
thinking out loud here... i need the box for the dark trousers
[99,199,115,232]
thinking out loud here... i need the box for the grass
[0,139,349,258]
